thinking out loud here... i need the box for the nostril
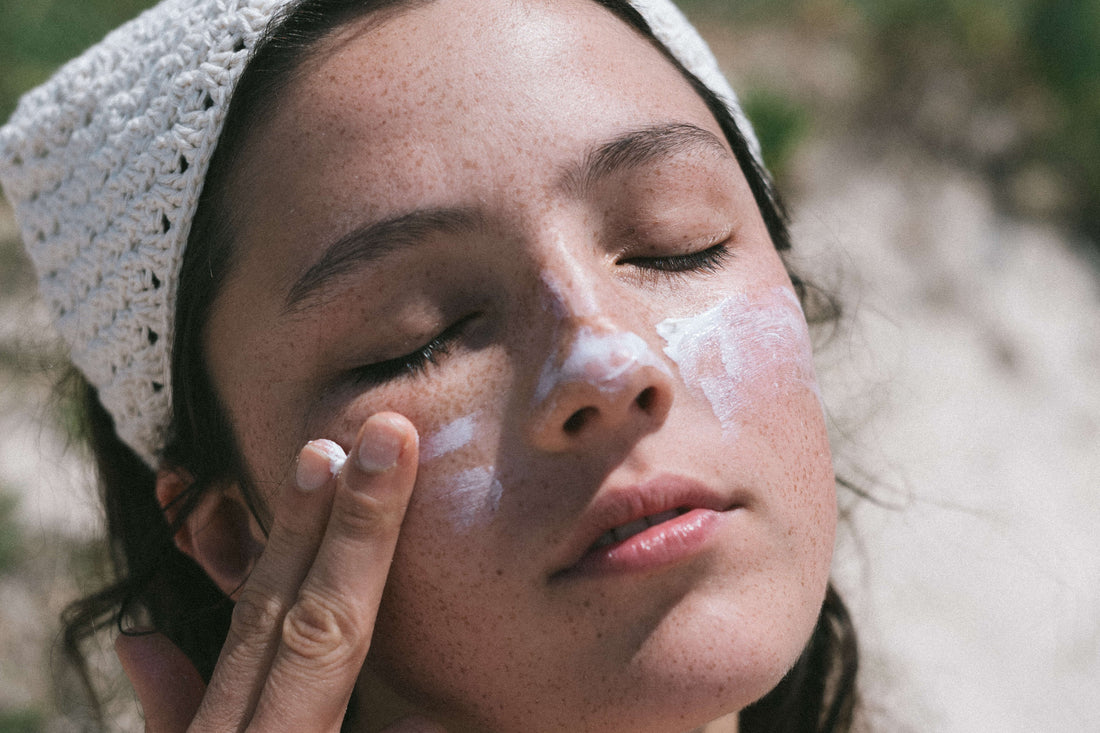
[635,386,657,412]
[563,406,597,435]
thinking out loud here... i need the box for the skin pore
[195,0,836,730]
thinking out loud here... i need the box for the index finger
[248,412,419,731]
[190,438,347,727]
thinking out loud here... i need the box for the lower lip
[558,508,727,580]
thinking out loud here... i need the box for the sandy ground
[791,137,1100,731]
[1,18,1098,733]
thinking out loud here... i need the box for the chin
[362,622,804,733]
[525,589,824,733]
[612,605,814,732]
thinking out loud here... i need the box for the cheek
[364,464,521,725]
[656,285,820,439]
[415,408,505,533]
[660,283,836,597]
[429,466,505,531]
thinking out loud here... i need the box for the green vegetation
[0,489,24,573]
[1,0,1096,239]
[741,89,811,186]
[0,0,157,120]
[0,709,46,733]
[681,0,1099,241]
[853,0,1100,239]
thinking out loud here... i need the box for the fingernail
[356,414,404,474]
[296,439,347,491]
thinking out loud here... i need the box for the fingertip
[377,411,420,449]
[296,439,348,492]
[379,411,420,457]
[354,412,418,474]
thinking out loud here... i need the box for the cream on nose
[526,317,675,451]
[533,327,671,405]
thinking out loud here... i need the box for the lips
[549,474,743,580]
[588,508,689,550]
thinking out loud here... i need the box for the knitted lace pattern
[0,0,761,468]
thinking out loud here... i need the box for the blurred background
[1,0,1098,730]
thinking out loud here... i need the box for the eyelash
[351,316,470,387]
[349,241,729,387]
[621,240,732,279]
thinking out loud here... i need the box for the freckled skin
[203,0,836,731]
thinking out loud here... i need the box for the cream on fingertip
[295,439,347,492]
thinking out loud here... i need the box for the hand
[115,412,444,732]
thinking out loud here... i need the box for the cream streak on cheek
[656,287,817,436]
[437,465,503,533]
[418,413,501,531]
[420,411,481,463]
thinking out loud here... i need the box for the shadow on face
[195,0,836,730]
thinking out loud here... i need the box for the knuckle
[231,585,285,637]
[280,589,364,669]
[332,486,403,537]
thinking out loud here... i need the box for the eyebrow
[282,123,731,313]
[283,207,483,313]
[563,122,733,194]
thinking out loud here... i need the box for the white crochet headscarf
[0,0,763,468]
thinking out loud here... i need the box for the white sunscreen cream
[534,328,671,404]
[419,412,502,531]
[540,271,600,320]
[443,465,504,533]
[296,439,347,492]
[314,439,348,475]
[657,287,817,435]
[420,411,481,463]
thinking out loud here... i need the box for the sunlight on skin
[200,0,836,729]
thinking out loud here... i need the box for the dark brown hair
[62,1,858,730]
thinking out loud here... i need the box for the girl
[0,0,858,730]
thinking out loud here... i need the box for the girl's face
[204,0,835,730]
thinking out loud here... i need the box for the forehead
[230,0,725,242]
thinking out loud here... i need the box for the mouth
[587,508,691,552]
[550,475,743,581]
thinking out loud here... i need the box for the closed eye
[350,314,474,387]
[620,241,731,278]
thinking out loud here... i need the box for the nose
[527,320,674,452]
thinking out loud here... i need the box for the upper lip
[548,473,742,578]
